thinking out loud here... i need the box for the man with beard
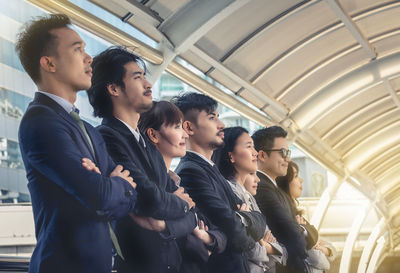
[87,47,196,273]
[174,93,261,273]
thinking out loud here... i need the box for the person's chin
[78,82,91,91]
[139,101,153,112]
[211,140,225,149]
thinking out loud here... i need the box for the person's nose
[217,118,225,130]
[144,78,152,89]
[85,52,92,65]
[182,129,189,139]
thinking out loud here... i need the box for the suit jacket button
[125,190,133,197]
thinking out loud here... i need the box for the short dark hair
[138,100,183,135]
[172,92,218,123]
[251,126,287,155]
[87,46,146,118]
[15,14,71,83]
[215,126,248,180]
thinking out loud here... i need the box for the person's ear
[106,83,120,97]
[146,128,159,144]
[182,120,194,136]
[228,152,235,163]
[39,56,56,73]
[258,150,267,162]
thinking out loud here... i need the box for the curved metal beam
[282,28,400,110]
[291,51,400,129]
[331,108,399,149]
[320,92,394,141]
[27,0,163,64]
[158,0,250,54]
[357,218,386,273]
[360,143,400,172]
[384,78,400,109]
[166,61,271,126]
[345,128,399,171]
[366,235,387,273]
[342,120,400,158]
[222,1,400,66]
[339,204,371,273]
[310,177,343,230]
[219,0,315,63]
[325,0,376,59]
[369,155,400,180]
[189,46,289,121]
[253,2,400,92]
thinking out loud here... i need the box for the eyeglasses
[265,148,291,158]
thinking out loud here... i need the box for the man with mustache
[174,93,262,273]
[87,47,196,273]
[252,126,308,273]
[15,15,137,273]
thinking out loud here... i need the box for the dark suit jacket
[178,209,227,273]
[19,92,137,273]
[176,152,257,273]
[254,171,308,273]
[98,117,196,273]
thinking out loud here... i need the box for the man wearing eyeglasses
[252,126,308,273]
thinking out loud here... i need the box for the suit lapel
[257,171,291,211]
[33,93,96,160]
[187,152,239,208]
[102,117,153,173]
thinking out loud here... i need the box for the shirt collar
[115,117,145,146]
[258,170,278,187]
[37,91,75,114]
[187,150,215,166]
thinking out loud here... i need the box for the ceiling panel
[339,0,392,15]
[222,0,339,82]
[195,0,300,60]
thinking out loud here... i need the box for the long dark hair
[215,126,248,180]
[277,161,302,215]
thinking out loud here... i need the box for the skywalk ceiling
[28,0,400,249]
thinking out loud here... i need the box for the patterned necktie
[70,108,124,260]
[69,109,94,152]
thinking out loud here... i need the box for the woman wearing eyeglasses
[215,126,287,273]
[138,101,227,273]
[276,161,336,273]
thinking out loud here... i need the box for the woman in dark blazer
[139,101,227,273]
[276,162,336,273]
[215,126,287,273]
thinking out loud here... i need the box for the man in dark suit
[252,126,308,273]
[15,15,138,273]
[174,93,263,273]
[87,47,197,273]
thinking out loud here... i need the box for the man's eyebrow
[207,112,217,117]
[70,41,84,47]
[131,71,143,76]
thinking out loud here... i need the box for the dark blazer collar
[184,151,215,168]
[102,116,132,136]
[184,152,241,208]
[33,92,66,114]
[102,116,153,169]
[33,92,96,160]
